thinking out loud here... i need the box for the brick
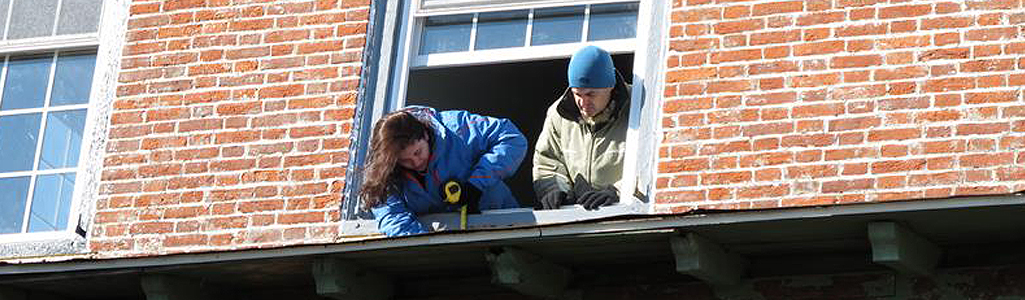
[830,55,882,69]
[874,66,928,81]
[793,103,844,118]
[752,1,803,16]
[879,4,932,19]
[922,16,974,30]
[794,41,844,56]
[708,80,753,93]
[871,159,927,173]
[797,12,844,26]
[922,46,967,60]
[829,116,881,132]
[957,123,1011,135]
[711,49,762,63]
[924,77,976,93]
[961,153,1015,168]
[789,73,841,88]
[836,23,886,37]
[966,27,1019,41]
[742,122,794,137]
[966,0,1023,9]
[714,19,765,34]
[868,128,920,141]
[750,30,801,45]
[961,59,1016,73]
[701,171,752,185]
[967,91,1020,104]
[670,39,720,52]
[877,36,930,50]
[822,179,874,193]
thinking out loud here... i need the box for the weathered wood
[670,232,746,286]
[868,222,941,276]
[486,246,572,299]
[312,257,394,300]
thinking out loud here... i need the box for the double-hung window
[0,0,112,250]
[343,0,667,230]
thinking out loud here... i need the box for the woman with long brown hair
[360,106,527,237]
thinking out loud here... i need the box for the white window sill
[341,197,647,236]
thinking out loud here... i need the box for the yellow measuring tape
[443,181,468,230]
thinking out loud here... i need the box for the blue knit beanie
[567,46,615,88]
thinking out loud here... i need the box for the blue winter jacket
[370,106,527,237]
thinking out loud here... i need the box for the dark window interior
[406,54,634,208]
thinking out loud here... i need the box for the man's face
[571,87,613,118]
[397,138,429,172]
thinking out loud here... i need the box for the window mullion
[51,0,64,36]
[581,4,591,42]
[468,13,478,52]
[21,52,59,233]
[524,9,534,47]
[2,0,12,40]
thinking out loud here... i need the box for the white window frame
[0,0,126,252]
[408,0,639,68]
[343,0,667,233]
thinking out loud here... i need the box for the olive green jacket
[532,74,631,199]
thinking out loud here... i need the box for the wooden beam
[670,232,746,286]
[140,274,218,300]
[868,221,941,276]
[312,257,394,300]
[486,247,572,299]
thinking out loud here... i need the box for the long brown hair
[360,111,431,209]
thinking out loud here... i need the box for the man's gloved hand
[577,188,618,210]
[439,179,482,213]
[539,190,575,210]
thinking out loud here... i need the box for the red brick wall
[91,0,368,256]
[657,0,1025,212]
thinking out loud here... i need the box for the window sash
[0,51,93,236]
[416,0,630,16]
[413,1,638,68]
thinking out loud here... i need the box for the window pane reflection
[531,6,584,46]
[28,172,75,232]
[0,113,42,172]
[40,109,86,170]
[475,10,527,50]
[0,176,30,234]
[420,14,473,54]
[51,53,97,106]
[588,3,638,41]
[2,55,53,111]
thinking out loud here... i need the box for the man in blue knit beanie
[533,45,630,211]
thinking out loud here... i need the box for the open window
[342,0,667,230]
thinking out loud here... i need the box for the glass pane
[39,109,86,170]
[587,2,638,41]
[1,55,54,111]
[0,176,30,234]
[56,0,102,35]
[475,10,528,50]
[51,53,96,106]
[28,172,75,232]
[420,14,473,54]
[0,0,11,40]
[0,113,42,172]
[8,0,58,39]
[531,6,584,46]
